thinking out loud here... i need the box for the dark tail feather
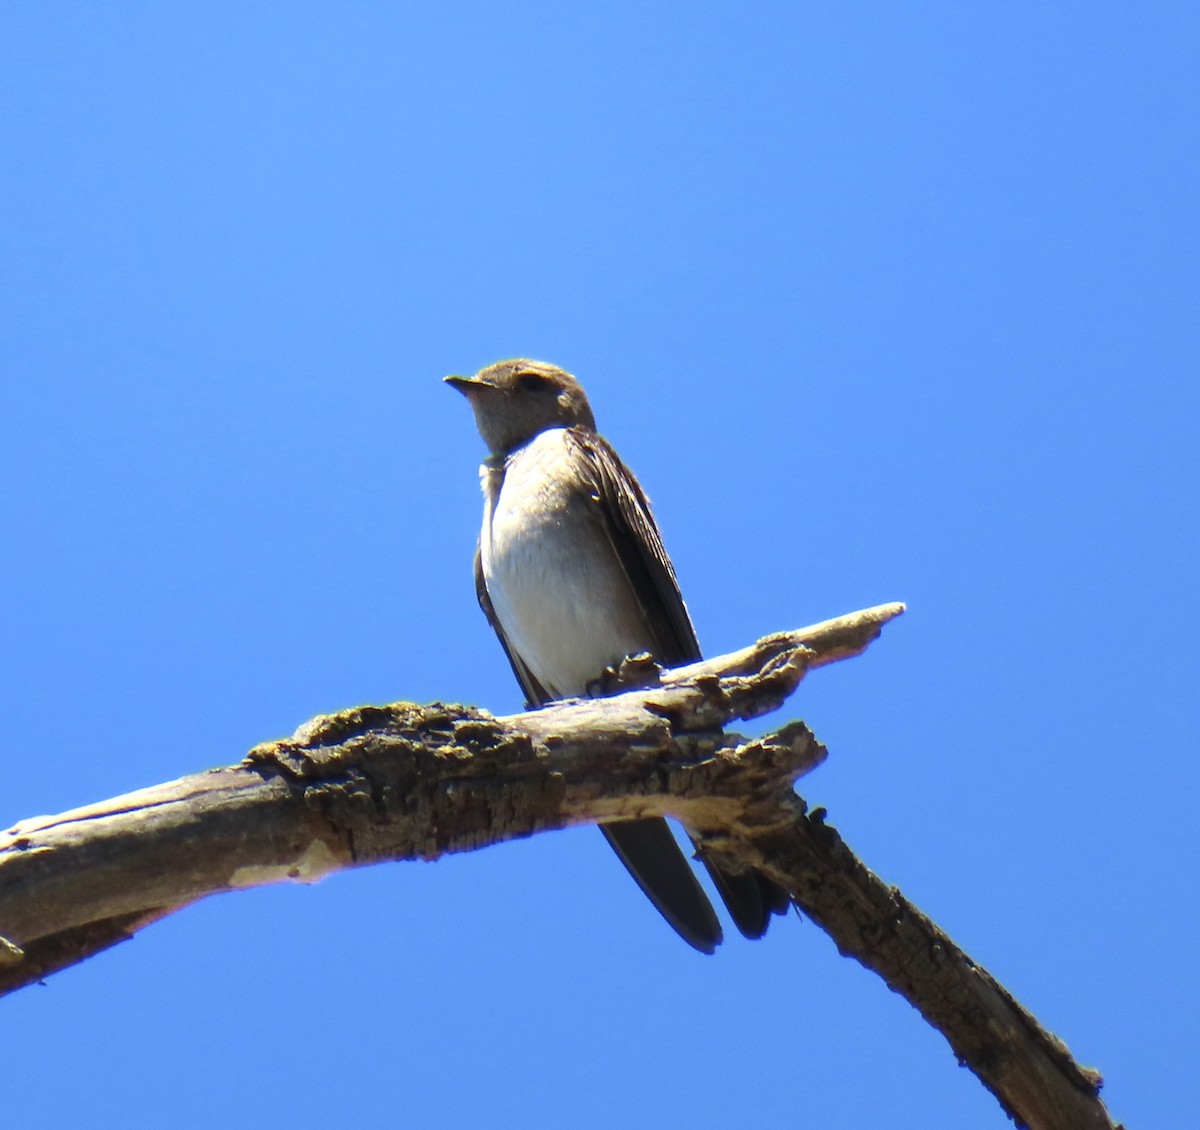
[601,819,723,954]
[702,859,792,940]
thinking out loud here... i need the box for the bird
[445,358,790,953]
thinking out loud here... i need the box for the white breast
[480,428,653,699]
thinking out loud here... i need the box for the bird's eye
[517,372,551,392]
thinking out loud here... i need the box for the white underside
[480,428,652,699]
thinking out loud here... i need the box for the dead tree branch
[0,602,1116,1129]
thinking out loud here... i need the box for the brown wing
[566,429,701,666]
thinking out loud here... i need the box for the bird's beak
[444,374,491,395]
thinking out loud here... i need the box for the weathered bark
[0,602,1118,1129]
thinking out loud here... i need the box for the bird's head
[445,359,596,456]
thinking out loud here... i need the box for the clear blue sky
[3,5,1195,1127]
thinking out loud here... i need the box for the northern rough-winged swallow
[446,359,789,952]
